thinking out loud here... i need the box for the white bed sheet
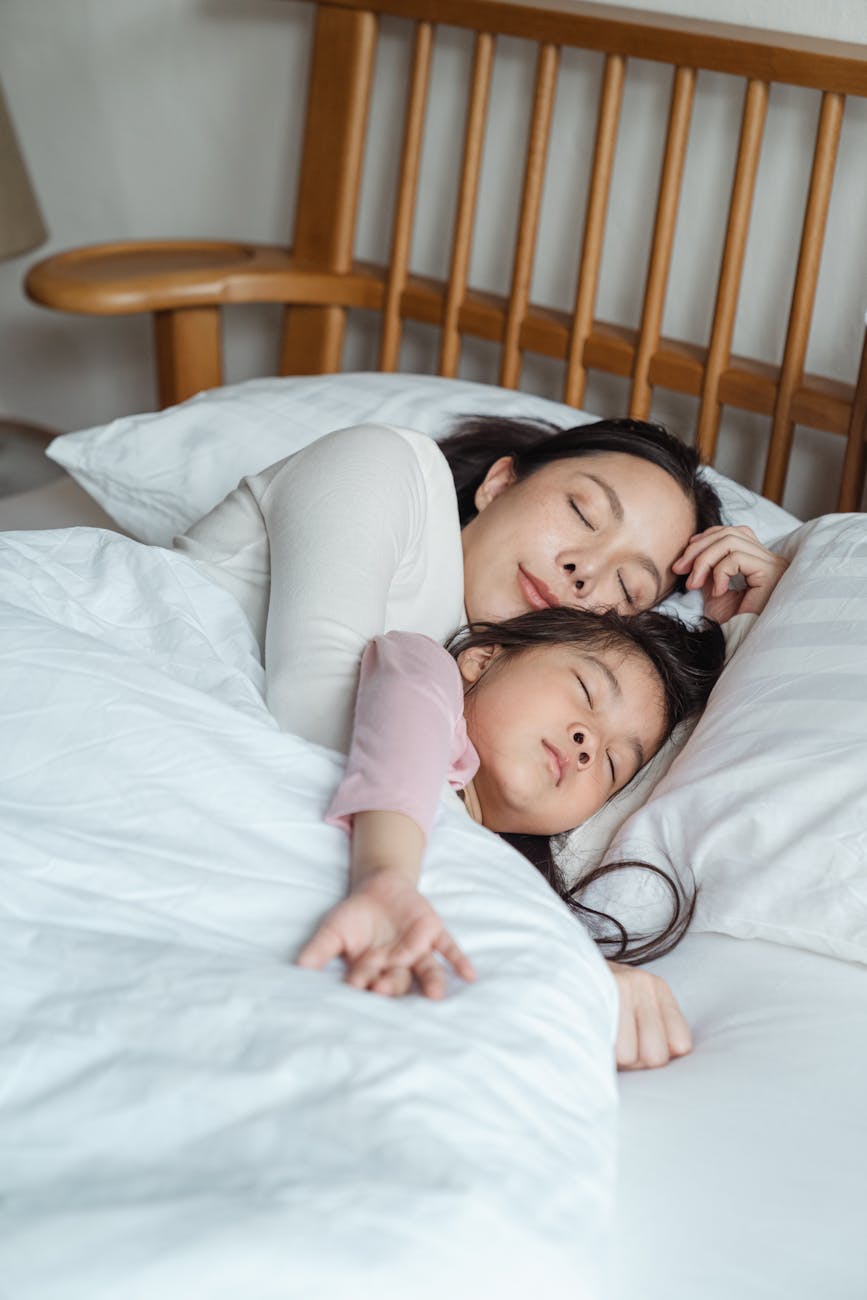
[0,527,618,1300]
[614,933,867,1300]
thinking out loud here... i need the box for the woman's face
[461,452,696,622]
[459,640,666,836]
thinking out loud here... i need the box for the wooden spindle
[499,42,560,389]
[438,31,495,378]
[278,5,377,375]
[695,78,768,463]
[837,318,867,511]
[763,90,845,502]
[379,22,434,371]
[629,64,696,419]
[155,307,222,407]
[564,53,626,409]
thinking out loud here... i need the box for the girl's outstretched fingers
[412,953,448,1001]
[388,919,477,990]
[435,931,477,984]
[345,947,390,990]
[297,923,344,971]
[371,968,413,998]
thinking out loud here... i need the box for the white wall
[1,0,865,516]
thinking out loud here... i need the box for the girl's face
[459,640,667,836]
[461,452,696,623]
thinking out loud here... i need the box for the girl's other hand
[672,524,788,622]
[607,961,692,1070]
[297,868,476,999]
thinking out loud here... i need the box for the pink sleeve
[325,631,479,838]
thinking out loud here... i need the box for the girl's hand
[607,961,692,1070]
[297,869,476,999]
[672,524,788,623]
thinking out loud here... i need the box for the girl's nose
[570,728,596,767]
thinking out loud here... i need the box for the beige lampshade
[0,81,47,260]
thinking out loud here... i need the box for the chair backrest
[279,0,867,508]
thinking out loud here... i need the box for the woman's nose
[569,727,597,768]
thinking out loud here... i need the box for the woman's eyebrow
[584,473,624,522]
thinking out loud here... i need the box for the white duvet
[0,529,618,1300]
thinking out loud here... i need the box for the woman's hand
[672,524,788,623]
[297,868,476,999]
[607,961,692,1070]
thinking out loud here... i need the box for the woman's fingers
[673,523,759,566]
[685,539,770,591]
[659,986,693,1059]
[610,963,692,1070]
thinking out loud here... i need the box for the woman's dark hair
[438,415,722,594]
[447,606,726,964]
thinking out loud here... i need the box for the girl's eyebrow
[582,653,621,698]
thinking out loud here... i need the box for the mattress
[615,933,867,1300]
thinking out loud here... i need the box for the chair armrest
[25,239,384,315]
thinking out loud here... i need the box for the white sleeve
[253,424,429,754]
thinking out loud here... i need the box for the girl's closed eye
[575,673,592,706]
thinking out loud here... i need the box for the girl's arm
[298,632,478,996]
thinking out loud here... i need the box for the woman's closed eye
[617,571,635,607]
[569,498,595,530]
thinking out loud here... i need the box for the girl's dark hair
[439,415,722,594]
[447,606,726,964]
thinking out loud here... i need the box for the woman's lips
[542,740,566,786]
[518,565,559,611]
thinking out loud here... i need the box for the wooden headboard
[26,0,867,510]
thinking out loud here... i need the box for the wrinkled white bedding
[0,528,619,1300]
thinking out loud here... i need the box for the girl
[298,606,726,1001]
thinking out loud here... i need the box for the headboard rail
[25,0,867,512]
[278,0,867,510]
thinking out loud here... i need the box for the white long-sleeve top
[174,424,465,753]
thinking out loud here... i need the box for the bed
[5,2,867,1297]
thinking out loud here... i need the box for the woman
[174,413,785,1067]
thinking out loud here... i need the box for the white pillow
[47,372,800,547]
[578,514,867,964]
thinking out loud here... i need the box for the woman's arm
[256,426,463,753]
